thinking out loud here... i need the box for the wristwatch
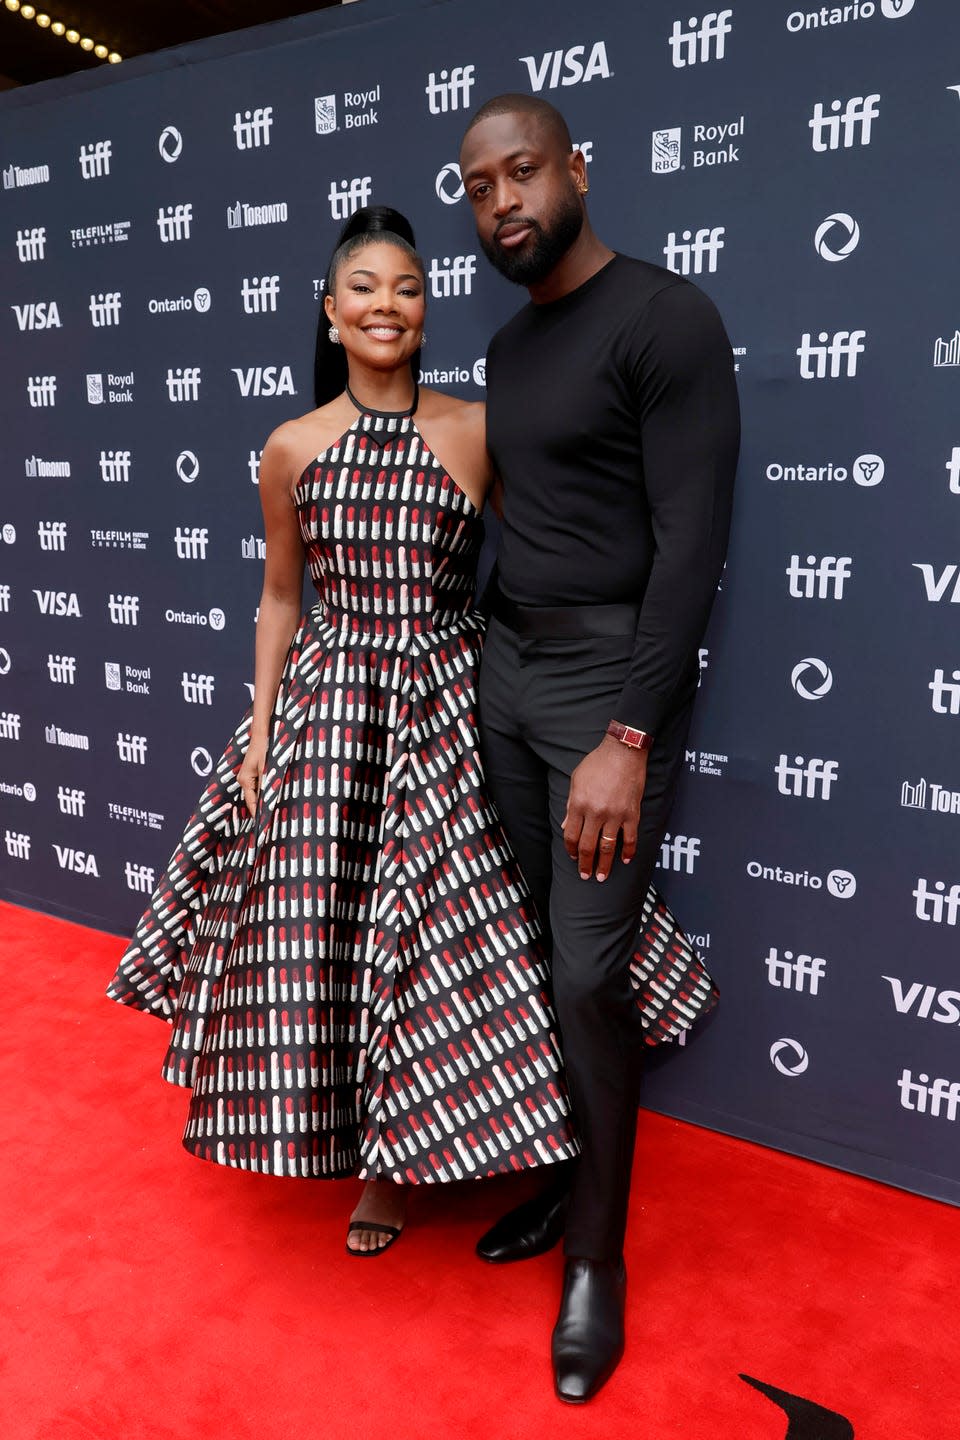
[606,720,654,751]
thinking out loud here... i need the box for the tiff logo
[425,64,476,113]
[241,275,280,313]
[765,946,826,995]
[797,329,866,379]
[328,176,373,220]
[47,653,77,684]
[429,254,477,298]
[117,732,147,764]
[108,594,140,625]
[899,1069,960,1121]
[0,712,22,740]
[16,227,46,262]
[174,526,209,560]
[234,107,273,149]
[248,449,263,485]
[786,554,852,599]
[125,861,156,893]
[156,204,193,242]
[663,226,725,275]
[0,585,9,612]
[27,375,57,407]
[57,785,86,816]
[913,564,960,604]
[947,448,960,496]
[809,94,880,151]
[668,10,733,66]
[657,833,701,873]
[775,754,839,800]
[5,830,30,859]
[166,367,201,402]
[89,291,121,327]
[37,521,67,551]
[79,140,112,178]
[182,671,215,704]
[913,878,960,924]
[100,450,132,483]
[929,668,960,715]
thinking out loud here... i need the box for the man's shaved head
[463,93,572,154]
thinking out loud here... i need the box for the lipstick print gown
[107,397,718,1182]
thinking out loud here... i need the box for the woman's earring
[328,325,340,344]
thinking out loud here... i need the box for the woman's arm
[240,431,306,814]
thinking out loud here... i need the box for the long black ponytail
[313,205,422,408]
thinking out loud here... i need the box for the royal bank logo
[232,365,295,397]
[425,64,476,112]
[930,668,960,715]
[790,657,833,699]
[519,42,611,91]
[105,662,150,695]
[16,227,46,262]
[652,128,682,173]
[814,212,860,261]
[775,754,839,800]
[157,204,193,242]
[315,94,337,133]
[79,140,112,178]
[933,331,960,368]
[158,125,183,162]
[663,226,725,275]
[70,220,131,248]
[765,947,826,995]
[166,367,201,402]
[901,777,960,816]
[12,301,61,331]
[435,162,465,205]
[27,375,57,407]
[428,255,477,299]
[234,107,273,149]
[3,162,50,189]
[786,554,852,598]
[89,291,122,327]
[86,372,133,404]
[809,94,880,151]
[769,1038,809,1076]
[668,11,732,66]
[227,200,288,229]
[328,176,373,220]
[241,276,280,314]
[797,330,866,379]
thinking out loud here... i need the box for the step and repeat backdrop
[2,0,958,1202]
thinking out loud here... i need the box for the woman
[107,208,715,1255]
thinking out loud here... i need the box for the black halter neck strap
[346,379,419,420]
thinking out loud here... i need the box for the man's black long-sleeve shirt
[485,253,740,735]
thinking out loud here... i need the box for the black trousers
[478,617,697,1262]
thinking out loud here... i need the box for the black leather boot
[551,1256,626,1404]
[475,1185,569,1263]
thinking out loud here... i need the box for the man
[459,95,739,1403]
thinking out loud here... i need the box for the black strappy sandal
[345,1221,404,1257]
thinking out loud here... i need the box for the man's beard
[480,189,584,286]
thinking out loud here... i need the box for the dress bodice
[293,408,481,639]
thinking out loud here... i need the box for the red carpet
[0,899,955,1439]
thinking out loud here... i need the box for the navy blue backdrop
[2,0,959,1203]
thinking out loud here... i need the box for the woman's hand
[238,731,268,818]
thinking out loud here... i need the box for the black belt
[490,584,640,640]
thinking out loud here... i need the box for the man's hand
[562,734,649,882]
